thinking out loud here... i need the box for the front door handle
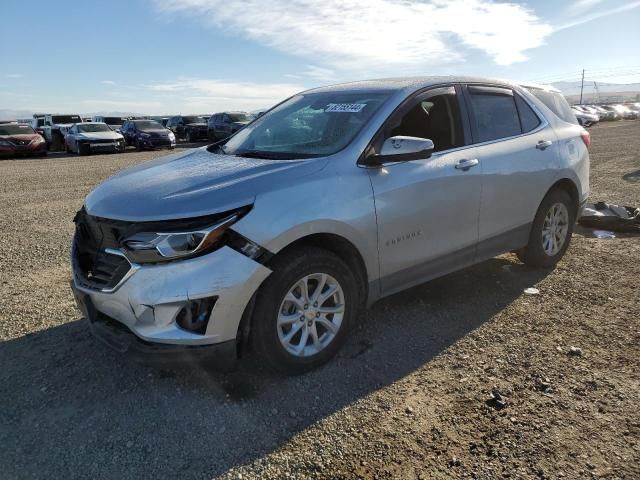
[536,140,553,150]
[455,158,479,171]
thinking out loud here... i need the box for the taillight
[581,130,591,148]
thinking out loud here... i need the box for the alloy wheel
[277,273,345,357]
[542,202,569,256]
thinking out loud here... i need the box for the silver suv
[71,77,590,373]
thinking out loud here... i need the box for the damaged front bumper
[71,243,271,363]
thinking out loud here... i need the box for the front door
[369,86,482,296]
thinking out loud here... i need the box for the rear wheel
[517,189,576,268]
[252,247,359,374]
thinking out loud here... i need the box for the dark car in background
[207,111,252,141]
[166,115,208,142]
[0,123,47,158]
[121,119,176,150]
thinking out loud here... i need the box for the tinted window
[469,89,521,142]
[525,88,577,124]
[515,94,541,133]
[389,87,464,152]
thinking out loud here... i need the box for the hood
[74,131,123,140]
[1,134,39,142]
[85,147,327,221]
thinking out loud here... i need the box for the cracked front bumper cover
[73,283,237,367]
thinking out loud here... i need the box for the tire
[65,142,72,154]
[517,189,576,268]
[135,138,143,151]
[77,143,90,156]
[251,246,360,374]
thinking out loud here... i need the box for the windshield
[0,124,35,135]
[102,117,123,125]
[52,115,81,124]
[77,124,112,133]
[183,116,205,124]
[227,113,251,122]
[135,120,164,131]
[221,92,390,159]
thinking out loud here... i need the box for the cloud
[5,74,23,79]
[154,0,552,68]
[145,77,304,106]
[101,80,117,86]
[555,0,640,31]
[568,0,606,13]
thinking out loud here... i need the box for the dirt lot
[1,122,638,479]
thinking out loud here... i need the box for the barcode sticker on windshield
[325,103,366,113]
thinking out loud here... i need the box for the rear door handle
[455,158,479,171]
[536,140,553,150]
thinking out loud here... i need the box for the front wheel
[517,189,576,268]
[251,247,360,374]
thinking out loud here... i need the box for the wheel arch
[236,232,370,357]
[546,178,580,216]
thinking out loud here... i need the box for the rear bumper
[73,284,238,367]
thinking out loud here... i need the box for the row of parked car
[570,103,640,127]
[1,110,261,158]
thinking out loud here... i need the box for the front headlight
[122,212,244,263]
[30,136,45,145]
[0,140,11,146]
[140,133,151,138]
[167,132,175,140]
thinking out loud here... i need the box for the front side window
[468,87,521,142]
[221,91,390,159]
[387,87,464,152]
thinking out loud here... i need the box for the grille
[73,211,132,291]
[85,139,118,145]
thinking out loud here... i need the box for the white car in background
[64,122,126,155]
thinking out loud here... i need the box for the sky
[0,0,639,116]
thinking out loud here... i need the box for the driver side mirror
[365,136,434,166]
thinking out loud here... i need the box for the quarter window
[468,88,521,142]
[515,94,541,133]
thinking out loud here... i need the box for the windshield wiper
[234,150,296,160]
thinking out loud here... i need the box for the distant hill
[551,81,640,104]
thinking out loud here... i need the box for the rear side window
[468,87,521,142]
[514,94,541,133]
[526,88,577,124]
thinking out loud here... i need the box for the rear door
[369,85,482,295]
[462,85,558,259]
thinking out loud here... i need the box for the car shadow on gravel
[0,255,549,479]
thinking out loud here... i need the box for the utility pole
[579,69,585,105]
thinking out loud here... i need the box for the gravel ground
[1,123,638,479]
